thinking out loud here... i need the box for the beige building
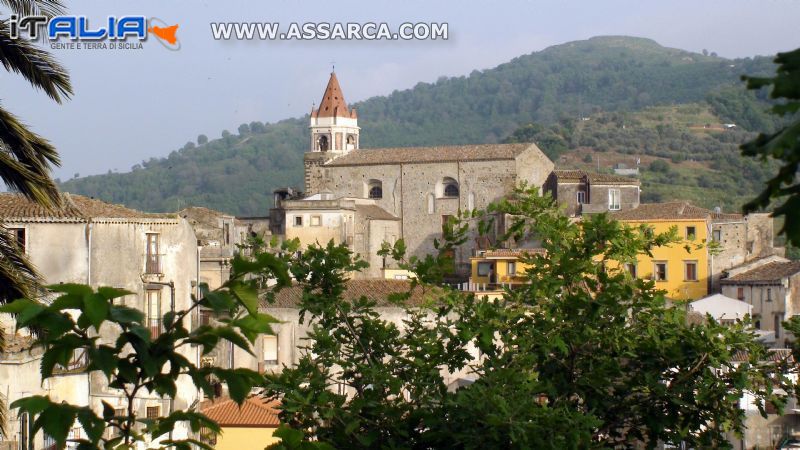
[299,73,554,275]
[720,259,800,348]
[0,193,200,449]
[544,169,640,216]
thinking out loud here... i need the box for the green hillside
[59,36,777,215]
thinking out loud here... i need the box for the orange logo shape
[148,24,179,44]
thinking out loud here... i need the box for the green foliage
[59,37,777,215]
[263,187,789,449]
[0,244,296,449]
[741,47,800,246]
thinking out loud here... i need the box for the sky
[2,0,799,180]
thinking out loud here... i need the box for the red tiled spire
[313,72,355,119]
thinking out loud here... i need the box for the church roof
[325,143,539,167]
[312,72,356,119]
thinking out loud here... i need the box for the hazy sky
[3,0,799,180]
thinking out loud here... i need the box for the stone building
[720,260,800,348]
[544,170,640,216]
[0,193,200,449]
[709,212,778,292]
[299,73,554,275]
[282,196,401,278]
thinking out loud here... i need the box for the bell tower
[304,72,359,193]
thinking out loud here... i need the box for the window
[145,233,160,274]
[441,177,459,198]
[653,262,667,281]
[775,314,783,339]
[7,227,25,252]
[766,288,772,302]
[737,287,745,301]
[608,189,621,210]
[577,191,586,204]
[294,216,303,227]
[318,134,329,151]
[507,261,516,276]
[427,194,435,214]
[263,335,278,366]
[625,263,637,278]
[712,229,722,242]
[368,180,382,199]
[686,226,697,240]
[223,222,230,245]
[310,215,321,227]
[146,406,160,419]
[146,289,162,338]
[477,262,492,277]
[684,260,698,281]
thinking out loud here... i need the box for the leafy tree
[238,123,250,135]
[183,142,195,151]
[221,130,231,139]
[648,159,670,173]
[250,121,266,134]
[0,240,299,449]
[197,134,208,145]
[263,187,788,449]
[740,48,800,246]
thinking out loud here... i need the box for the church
[271,72,634,278]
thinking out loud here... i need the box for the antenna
[330,61,336,73]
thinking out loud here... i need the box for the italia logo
[8,15,180,50]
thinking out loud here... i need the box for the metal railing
[148,318,163,338]
[144,253,163,274]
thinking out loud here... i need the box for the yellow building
[469,249,544,288]
[199,396,281,450]
[612,202,714,301]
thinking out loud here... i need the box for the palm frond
[0,20,72,103]
[0,0,65,18]
[0,223,40,304]
[0,106,61,208]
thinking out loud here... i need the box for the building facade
[0,193,200,449]
[544,170,640,217]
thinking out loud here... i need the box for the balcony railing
[148,318,163,338]
[144,253,163,275]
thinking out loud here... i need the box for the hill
[59,36,778,215]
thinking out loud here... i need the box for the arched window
[368,179,382,199]
[443,178,459,198]
[346,134,356,149]
[318,135,329,151]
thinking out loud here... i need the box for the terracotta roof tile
[551,170,639,185]
[722,261,800,283]
[325,143,539,166]
[312,72,355,119]
[611,202,712,221]
[262,279,444,308]
[355,205,399,221]
[199,396,280,427]
[0,193,173,222]
[732,348,793,363]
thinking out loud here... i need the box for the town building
[199,396,281,450]
[611,202,778,301]
[179,206,239,290]
[544,169,640,217]
[720,260,800,348]
[294,72,554,276]
[0,193,200,449]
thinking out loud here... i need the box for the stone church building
[289,72,554,276]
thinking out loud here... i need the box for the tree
[263,187,789,449]
[648,159,670,173]
[221,130,231,139]
[0,0,72,304]
[0,239,299,449]
[740,47,800,246]
[197,134,208,145]
[238,123,250,135]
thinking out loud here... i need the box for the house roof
[611,201,715,221]
[199,396,280,428]
[721,260,800,283]
[355,204,400,221]
[551,170,639,185]
[312,72,356,119]
[0,193,174,223]
[262,279,444,309]
[325,143,539,167]
[689,294,751,320]
[732,348,793,363]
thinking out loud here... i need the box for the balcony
[148,318,163,338]
[144,253,163,275]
